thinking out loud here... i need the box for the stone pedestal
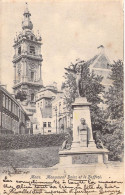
[71,97,96,149]
[59,97,109,165]
[59,148,109,166]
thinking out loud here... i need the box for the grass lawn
[0,146,60,168]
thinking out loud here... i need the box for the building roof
[86,48,111,70]
[36,96,52,102]
[37,87,62,94]
[0,85,27,116]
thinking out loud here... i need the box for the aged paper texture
[0,0,124,194]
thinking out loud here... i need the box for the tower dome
[22,3,33,30]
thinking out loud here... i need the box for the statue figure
[77,118,90,146]
[65,60,86,97]
[61,135,71,150]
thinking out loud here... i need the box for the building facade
[88,45,112,90]
[0,86,29,134]
[86,45,112,108]
[52,94,72,134]
[13,3,43,116]
[33,84,63,134]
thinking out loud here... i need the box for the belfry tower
[13,3,43,115]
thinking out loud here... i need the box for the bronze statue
[77,118,90,146]
[65,60,86,97]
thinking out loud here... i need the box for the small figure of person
[77,118,90,146]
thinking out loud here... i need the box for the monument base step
[59,148,109,165]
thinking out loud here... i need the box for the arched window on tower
[18,47,21,55]
[31,93,34,102]
[31,72,34,81]
[30,46,35,55]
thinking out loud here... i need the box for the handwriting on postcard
[2,174,123,195]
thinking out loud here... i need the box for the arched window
[30,46,35,55]
[31,93,34,102]
[31,72,34,81]
[18,47,21,55]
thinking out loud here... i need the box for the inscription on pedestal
[72,154,98,164]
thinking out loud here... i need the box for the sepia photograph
[0,0,124,194]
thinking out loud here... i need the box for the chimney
[53,82,57,90]
[97,45,105,54]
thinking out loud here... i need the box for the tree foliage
[102,60,124,161]
[15,90,27,102]
[102,119,124,161]
[62,59,124,161]
[104,60,123,120]
[62,60,105,130]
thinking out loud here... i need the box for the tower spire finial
[25,2,28,9]
[22,2,33,30]
[24,2,30,15]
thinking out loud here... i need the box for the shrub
[0,133,67,150]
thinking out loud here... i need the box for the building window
[48,130,51,133]
[59,102,61,114]
[17,107,19,117]
[8,99,11,111]
[13,103,15,114]
[3,94,5,107]
[31,93,34,102]
[31,36,33,40]
[43,122,46,127]
[30,46,35,55]
[18,47,21,55]
[16,105,18,116]
[48,122,51,127]
[18,72,21,81]
[31,72,34,81]
[5,97,8,109]
[2,113,5,128]
[0,112,1,126]
[11,102,13,113]
[4,114,7,128]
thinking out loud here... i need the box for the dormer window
[18,47,21,55]
[30,46,35,55]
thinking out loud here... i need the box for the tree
[104,60,123,120]
[15,90,27,102]
[62,59,105,131]
[102,60,124,161]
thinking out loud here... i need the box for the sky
[0,0,123,93]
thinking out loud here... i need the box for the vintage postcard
[0,0,124,194]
